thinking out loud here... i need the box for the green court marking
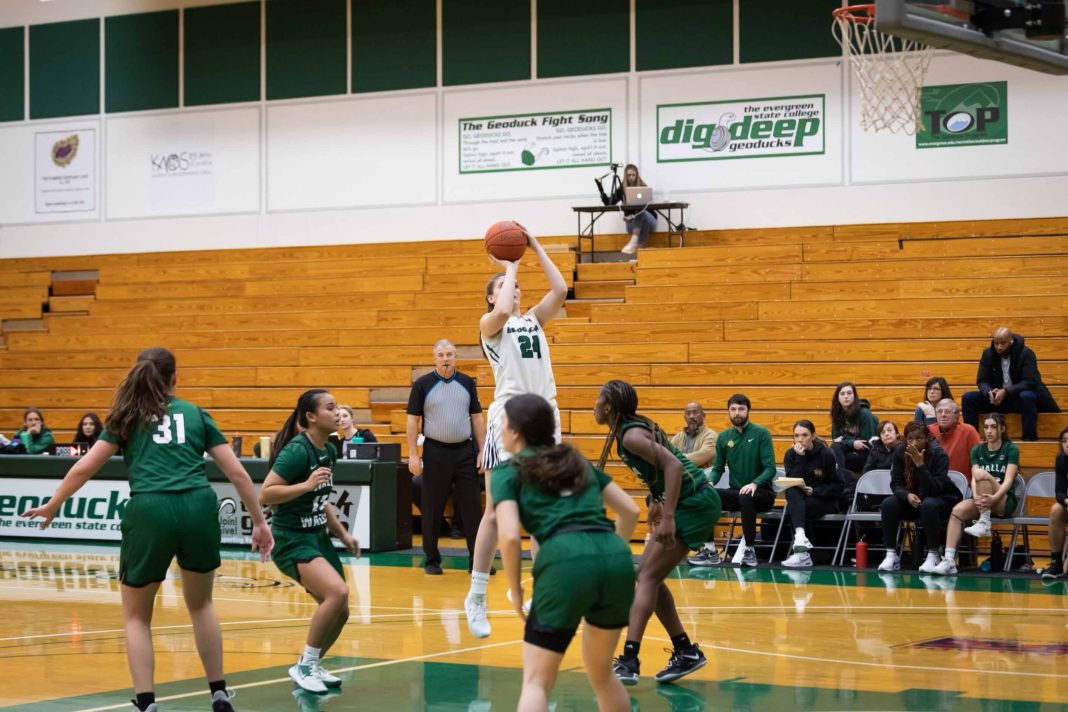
[2,655,1053,711]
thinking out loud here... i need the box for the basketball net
[833,4,934,135]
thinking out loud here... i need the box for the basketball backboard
[875,0,1068,74]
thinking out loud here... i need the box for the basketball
[484,220,528,262]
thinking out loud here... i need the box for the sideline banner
[0,479,370,548]
[459,108,611,174]
[657,95,825,162]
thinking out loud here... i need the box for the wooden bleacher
[1,218,1066,540]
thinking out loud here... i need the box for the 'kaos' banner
[657,95,825,162]
[459,108,612,174]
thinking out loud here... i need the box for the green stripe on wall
[636,0,733,71]
[352,0,436,93]
[266,0,346,100]
[105,11,179,113]
[185,2,261,107]
[443,0,530,86]
[0,27,25,122]
[740,0,842,63]
[537,0,628,79]
[29,19,100,119]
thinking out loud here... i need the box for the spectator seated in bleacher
[73,412,103,448]
[704,394,777,567]
[830,382,879,479]
[929,413,1019,575]
[1041,425,1068,581]
[14,408,54,455]
[337,404,377,444]
[670,402,716,471]
[877,422,960,573]
[863,421,900,474]
[961,327,1061,442]
[780,420,842,568]
[914,376,952,426]
[928,399,980,482]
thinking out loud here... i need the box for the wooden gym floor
[1,539,1066,711]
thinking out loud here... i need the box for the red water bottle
[856,538,868,568]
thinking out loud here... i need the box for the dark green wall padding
[636,0,733,71]
[105,10,179,113]
[352,0,436,93]
[185,2,261,106]
[443,0,531,86]
[740,0,842,63]
[537,0,629,78]
[266,0,347,100]
[29,19,100,119]
[0,27,25,122]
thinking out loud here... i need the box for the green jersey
[970,440,1019,483]
[490,449,614,542]
[616,420,709,502]
[270,434,337,532]
[100,396,226,494]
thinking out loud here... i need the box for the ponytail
[268,389,329,472]
[516,444,590,496]
[105,348,175,442]
[503,395,590,496]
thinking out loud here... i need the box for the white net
[833,6,935,135]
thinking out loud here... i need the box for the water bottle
[856,538,868,569]
[352,432,364,445]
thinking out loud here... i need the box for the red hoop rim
[832,4,876,24]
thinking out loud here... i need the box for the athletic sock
[703,542,716,552]
[135,692,156,711]
[209,679,227,696]
[670,633,693,651]
[622,640,641,659]
[302,644,321,665]
[469,571,490,596]
[978,510,991,524]
[944,548,956,561]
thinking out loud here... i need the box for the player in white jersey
[465,225,568,639]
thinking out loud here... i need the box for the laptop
[624,186,653,205]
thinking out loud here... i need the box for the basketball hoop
[833,4,934,135]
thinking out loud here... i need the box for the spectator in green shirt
[14,407,55,455]
[706,394,777,567]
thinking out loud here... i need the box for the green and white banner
[917,81,1008,149]
[0,478,369,548]
[657,95,825,162]
[459,109,612,174]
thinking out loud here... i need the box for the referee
[407,339,486,575]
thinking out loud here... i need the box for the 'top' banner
[917,81,1008,149]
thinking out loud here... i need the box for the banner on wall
[148,145,216,210]
[459,108,611,174]
[657,95,825,162]
[0,478,369,547]
[916,81,1008,149]
[35,129,96,213]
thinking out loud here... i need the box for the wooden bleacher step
[573,280,632,299]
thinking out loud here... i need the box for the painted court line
[645,636,1068,679]
[77,638,523,712]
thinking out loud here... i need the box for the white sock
[703,542,716,552]
[944,548,956,561]
[301,645,321,665]
[978,510,991,524]
[885,550,897,559]
[469,571,490,597]
[794,527,806,539]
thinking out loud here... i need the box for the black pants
[880,494,954,554]
[784,488,839,530]
[718,486,776,546]
[831,442,868,478]
[962,389,1040,441]
[418,439,482,565]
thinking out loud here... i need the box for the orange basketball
[484,221,528,262]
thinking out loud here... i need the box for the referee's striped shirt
[406,370,483,443]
